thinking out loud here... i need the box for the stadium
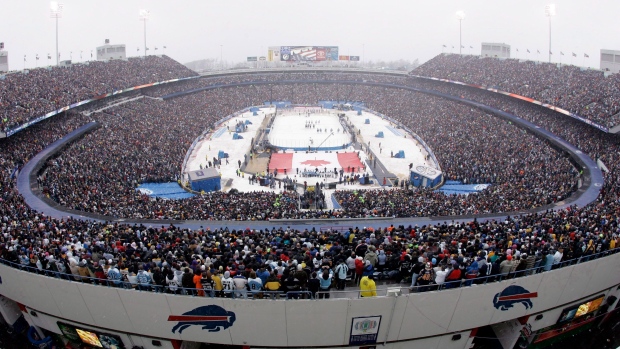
[0,7,619,349]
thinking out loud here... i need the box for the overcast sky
[2,0,618,69]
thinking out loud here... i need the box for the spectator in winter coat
[362,260,374,277]
[377,250,387,272]
[499,255,514,275]
[354,256,364,285]
[364,246,378,267]
[360,275,377,297]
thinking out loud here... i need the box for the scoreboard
[267,46,339,62]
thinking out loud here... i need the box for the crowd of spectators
[413,53,620,128]
[39,77,578,219]
[0,68,618,298]
[0,55,197,132]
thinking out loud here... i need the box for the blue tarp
[136,182,194,199]
[438,181,491,196]
[331,194,342,209]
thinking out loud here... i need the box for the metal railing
[1,247,617,300]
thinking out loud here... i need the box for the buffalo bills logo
[168,305,236,333]
[493,285,538,311]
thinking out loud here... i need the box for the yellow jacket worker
[360,275,377,297]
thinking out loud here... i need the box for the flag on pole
[516,48,519,52]
[584,53,589,58]
[560,52,564,55]
[469,46,473,49]
[461,45,464,48]
[163,46,167,49]
[452,46,454,49]
[155,47,158,50]
[537,50,540,54]
[549,51,553,55]
[36,55,39,60]
[23,55,26,62]
[47,54,51,59]
[442,45,447,48]
[527,49,530,53]
[572,52,577,57]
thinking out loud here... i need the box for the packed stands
[0,55,197,133]
[412,54,620,128]
[0,68,619,297]
[39,80,577,219]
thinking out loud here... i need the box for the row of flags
[443,45,590,58]
[444,45,473,49]
[516,48,589,58]
[137,46,166,52]
[23,46,169,62]
[23,52,96,61]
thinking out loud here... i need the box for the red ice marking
[337,152,364,173]
[268,153,293,173]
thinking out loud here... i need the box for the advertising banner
[339,55,350,61]
[350,56,360,61]
[349,316,381,345]
[247,57,257,62]
[279,46,338,61]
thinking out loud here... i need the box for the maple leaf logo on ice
[300,159,331,167]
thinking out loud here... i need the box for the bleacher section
[413,53,620,129]
[0,55,197,136]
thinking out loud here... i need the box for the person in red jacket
[444,262,462,289]
[354,256,364,285]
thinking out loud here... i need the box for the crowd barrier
[2,247,617,301]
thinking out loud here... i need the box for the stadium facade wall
[0,252,617,348]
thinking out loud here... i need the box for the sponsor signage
[339,55,350,61]
[349,316,381,345]
[247,56,257,62]
[350,56,360,61]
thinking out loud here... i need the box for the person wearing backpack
[334,259,349,290]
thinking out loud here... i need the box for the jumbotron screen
[279,46,339,61]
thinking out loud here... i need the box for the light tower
[545,4,556,63]
[139,9,150,58]
[50,1,64,66]
[456,11,466,55]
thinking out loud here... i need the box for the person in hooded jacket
[377,249,387,272]
[364,246,378,268]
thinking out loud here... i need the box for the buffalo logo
[493,285,538,311]
[168,305,236,333]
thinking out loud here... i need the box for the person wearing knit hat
[221,270,235,298]
[499,255,515,276]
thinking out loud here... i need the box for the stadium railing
[0,247,617,300]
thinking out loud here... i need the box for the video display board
[57,321,125,348]
[279,46,338,61]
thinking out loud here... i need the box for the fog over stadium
[1,0,618,69]
[1,1,620,349]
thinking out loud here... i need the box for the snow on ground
[184,106,277,193]
[348,109,433,180]
[184,106,436,203]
